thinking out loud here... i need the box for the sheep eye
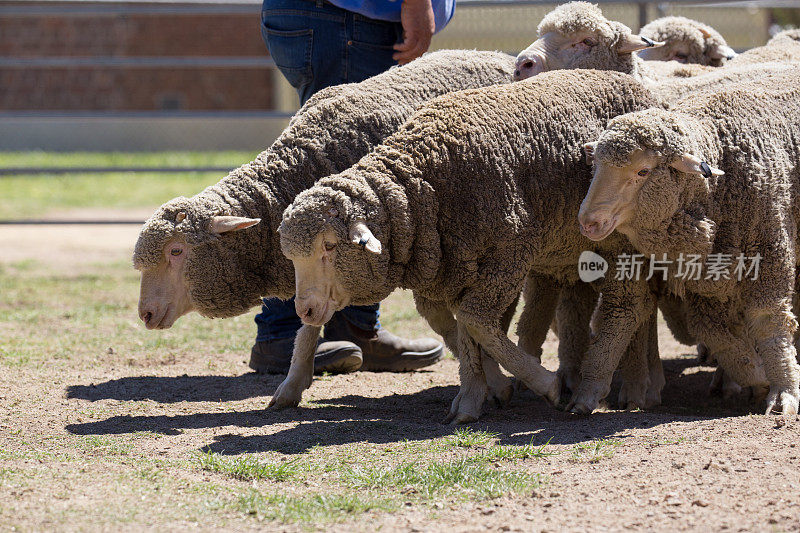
[637,169,650,177]
[324,242,336,252]
[170,248,183,256]
[582,38,596,47]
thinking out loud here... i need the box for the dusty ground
[1,224,798,532]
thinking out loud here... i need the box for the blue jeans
[256,0,400,342]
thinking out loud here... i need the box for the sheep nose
[581,220,601,236]
[513,55,542,80]
[578,212,603,236]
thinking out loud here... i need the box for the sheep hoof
[644,390,662,409]
[445,411,479,426]
[625,401,643,411]
[569,402,594,415]
[269,380,304,409]
[765,389,799,416]
[488,382,513,409]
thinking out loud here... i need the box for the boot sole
[361,347,444,372]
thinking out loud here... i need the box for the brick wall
[0,8,274,111]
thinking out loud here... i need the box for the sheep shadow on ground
[64,354,762,454]
[66,373,283,403]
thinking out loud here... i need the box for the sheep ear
[583,141,598,165]
[669,153,724,177]
[708,43,736,61]
[617,33,664,54]
[349,220,381,254]
[210,216,261,234]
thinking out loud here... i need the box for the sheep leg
[568,279,651,414]
[555,281,597,404]
[746,303,800,415]
[269,324,321,409]
[686,296,768,392]
[617,312,652,410]
[644,312,665,408]
[516,273,560,362]
[444,322,488,425]
[414,294,512,407]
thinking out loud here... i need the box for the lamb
[134,49,516,329]
[577,70,800,416]
[638,16,736,66]
[276,69,662,422]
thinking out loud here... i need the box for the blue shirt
[327,0,456,34]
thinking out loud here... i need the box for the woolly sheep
[513,2,674,82]
[134,49,516,328]
[277,69,662,422]
[638,16,736,66]
[577,70,800,415]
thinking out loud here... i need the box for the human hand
[393,0,435,65]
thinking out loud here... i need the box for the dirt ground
[1,224,799,532]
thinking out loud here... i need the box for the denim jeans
[256,0,400,342]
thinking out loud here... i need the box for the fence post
[638,1,648,31]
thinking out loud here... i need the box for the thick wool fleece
[133,49,515,318]
[640,16,731,66]
[281,71,660,382]
[594,70,800,391]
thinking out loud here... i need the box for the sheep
[276,69,663,422]
[638,16,736,66]
[513,3,799,401]
[133,49,525,405]
[577,70,800,416]
[134,49,516,328]
[511,2,730,84]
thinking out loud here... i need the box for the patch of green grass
[0,151,258,218]
[480,437,557,461]
[341,457,541,500]
[570,439,620,463]
[445,428,499,448]
[226,490,396,523]
[197,451,304,482]
[0,260,251,368]
[79,435,134,456]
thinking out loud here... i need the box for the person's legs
[255,0,442,373]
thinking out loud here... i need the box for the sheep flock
[136,2,800,423]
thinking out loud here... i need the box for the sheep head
[513,1,662,81]
[133,196,261,329]
[578,108,722,244]
[638,16,736,66]
[279,185,388,327]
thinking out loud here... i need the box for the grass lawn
[0,151,257,219]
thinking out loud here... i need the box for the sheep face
[513,2,660,80]
[280,211,382,327]
[280,189,387,326]
[579,147,662,241]
[134,198,261,328]
[137,239,195,329]
[638,17,735,66]
[579,131,723,243]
